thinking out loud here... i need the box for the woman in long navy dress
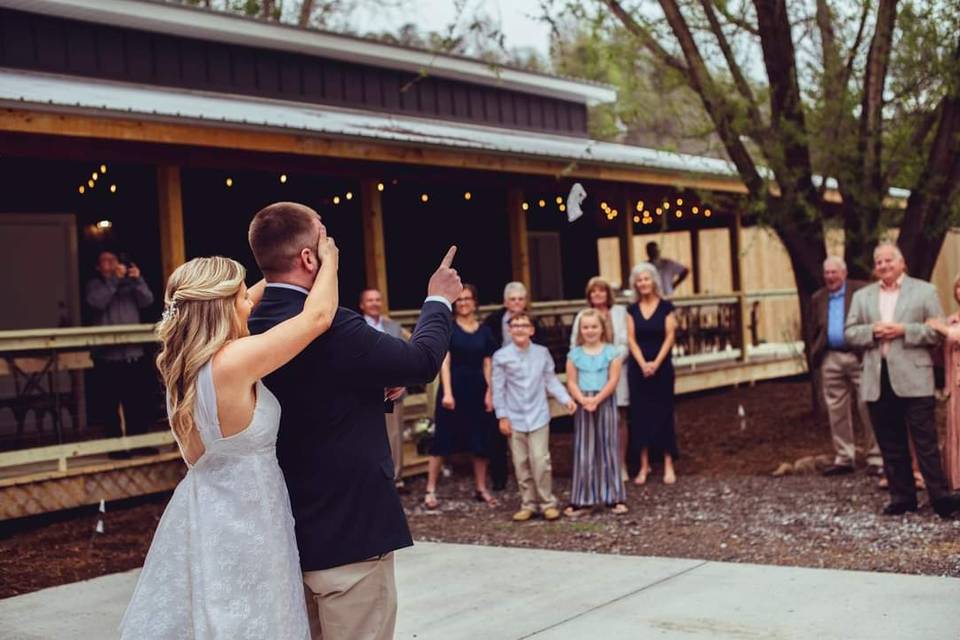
[626,262,680,485]
[425,284,499,508]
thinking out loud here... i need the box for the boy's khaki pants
[508,425,557,512]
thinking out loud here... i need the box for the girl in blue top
[565,309,628,516]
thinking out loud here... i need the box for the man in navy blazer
[247,202,460,640]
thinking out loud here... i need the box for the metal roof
[0,68,741,179]
[0,0,618,106]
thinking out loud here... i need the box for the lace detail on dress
[120,361,309,639]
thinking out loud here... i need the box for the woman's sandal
[633,470,650,486]
[424,490,439,510]
[474,489,498,506]
[563,505,589,518]
[610,503,629,515]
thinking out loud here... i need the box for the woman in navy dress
[626,262,680,485]
[425,284,500,508]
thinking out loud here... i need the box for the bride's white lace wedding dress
[120,361,309,639]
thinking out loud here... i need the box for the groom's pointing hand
[427,245,463,304]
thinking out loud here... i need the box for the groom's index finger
[440,245,458,269]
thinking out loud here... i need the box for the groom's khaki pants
[303,553,396,640]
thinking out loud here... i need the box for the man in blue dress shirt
[809,256,882,476]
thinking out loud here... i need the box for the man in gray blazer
[360,288,410,491]
[845,242,960,518]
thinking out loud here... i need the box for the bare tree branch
[841,0,871,90]
[712,0,759,35]
[699,0,764,128]
[602,0,689,73]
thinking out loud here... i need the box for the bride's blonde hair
[156,256,246,442]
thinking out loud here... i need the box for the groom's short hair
[249,202,320,276]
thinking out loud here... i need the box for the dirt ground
[3,379,959,599]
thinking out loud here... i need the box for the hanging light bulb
[675,210,682,218]
[92,172,98,181]
[97,220,112,229]
[676,198,684,206]
[522,202,529,211]
[538,199,546,208]
[420,193,429,203]
[78,185,85,194]
[377,182,385,192]
[663,202,670,210]
[345,191,353,200]
[692,206,699,214]
[333,195,341,204]
[225,177,233,187]
[464,191,472,200]
[633,215,640,223]
[280,174,288,183]
[705,208,712,217]
[655,207,662,215]
[110,184,117,193]
[559,204,566,212]
[636,200,644,211]
[600,201,608,210]
[88,179,95,188]
[100,164,107,174]
[555,196,563,205]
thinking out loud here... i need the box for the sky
[347,0,554,56]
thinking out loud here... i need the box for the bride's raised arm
[218,229,339,384]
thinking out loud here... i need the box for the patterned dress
[568,345,626,506]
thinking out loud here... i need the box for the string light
[600,201,608,210]
[100,164,107,174]
[333,195,341,204]
[636,200,644,211]
[676,198,684,206]
[464,191,472,200]
[420,193,429,203]
[96,220,112,229]
[110,184,117,193]
[692,206,699,214]
[704,209,712,217]
[88,179,95,188]
[538,199,546,208]
[78,185,85,194]
[559,204,566,212]
[555,196,562,205]
[633,215,640,223]
[345,191,353,200]
[280,174,288,183]
[644,210,651,217]
[675,210,682,218]
[522,202,529,211]
[377,182,385,192]
[91,172,98,181]
[225,177,233,187]
[663,202,670,210]
[655,207,662,215]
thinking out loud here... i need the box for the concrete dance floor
[1,541,958,639]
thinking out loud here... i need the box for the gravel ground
[2,379,959,599]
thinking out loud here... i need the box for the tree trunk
[298,0,316,27]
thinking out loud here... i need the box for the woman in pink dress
[927,275,960,491]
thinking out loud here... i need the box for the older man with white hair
[809,256,882,476]
[845,242,960,518]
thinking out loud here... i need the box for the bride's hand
[316,226,339,267]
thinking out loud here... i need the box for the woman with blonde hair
[626,262,679,486]
[120,229,338,639]
[927,274,960,490]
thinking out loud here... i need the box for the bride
[120,227,338,639]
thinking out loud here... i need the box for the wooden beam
[729,210,750,362]
[360,179,389,311]
[156,165,185,282]
[619,195,636,290]
[0,108,750,193]
[690,227,701,293]
[507,188,531,286]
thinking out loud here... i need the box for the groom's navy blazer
[249,286,452,571]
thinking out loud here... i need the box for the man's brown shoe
[512,509,534,522]
[543,507,561,521]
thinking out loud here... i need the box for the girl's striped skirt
[571,392,626,506]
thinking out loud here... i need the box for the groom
[248,202,460,640]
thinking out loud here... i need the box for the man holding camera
[85,250,155,457]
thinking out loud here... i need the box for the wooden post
[156,166,185,282]
[361,179,389,311]
[729,211,749,361]
[690,227,701,293]
[507,188,531,286]
[619,194,636,291]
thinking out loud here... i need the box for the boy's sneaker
[512,509,534,522]
[542,507,561,521]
